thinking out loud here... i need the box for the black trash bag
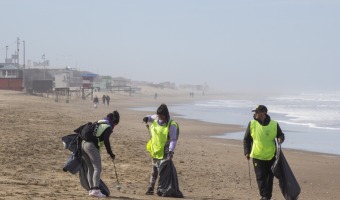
[62,133,80,153]
[63,152,81,174]
[272,145,300,200]
[62,134,83,174]
[79,159,110,197]
[156,159,184,198]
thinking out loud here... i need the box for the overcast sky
[1,0,339,93]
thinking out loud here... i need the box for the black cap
[252,105,268,113]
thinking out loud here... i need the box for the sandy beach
[0,90,339,200]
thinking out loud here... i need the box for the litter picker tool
[145,123,152,137]
[112,160,121,191]
[248,159,252,189]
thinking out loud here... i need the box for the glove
[110,153,116,160]
[277,137,284,144]
[143,117,149,123]
[168,151,174,159]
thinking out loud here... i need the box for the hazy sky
[1,0,339,93]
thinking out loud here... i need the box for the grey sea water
[131,92,340,155]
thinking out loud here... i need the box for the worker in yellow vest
[142,104,180,196]
[243,105,284,200]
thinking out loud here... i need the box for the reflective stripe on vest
[95,120,111,149]
[146,120,175,159]
[250,119,277,160]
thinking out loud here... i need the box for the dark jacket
[74,122,115,159]
[243,114,285,156]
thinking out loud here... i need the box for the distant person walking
[143,104,183,198]
[243,105,285,200]
[154,93,158,99]
[93,95,99,108]
[106,95,111,106]
[102,95,106,105]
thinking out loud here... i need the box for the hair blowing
[157,104,170,120]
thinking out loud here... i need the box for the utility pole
[23,41,25,69]
[17,37,20,66]
[22,40,26,91]
[17,37,20,78]
[42,54,46,80]
[5,46,8,62]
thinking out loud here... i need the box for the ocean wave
[277,120,340,131]
[195,99,253,108]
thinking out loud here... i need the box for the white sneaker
[88,190,92,196]
[90,189,106,198]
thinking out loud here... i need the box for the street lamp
[5,46,8,62]
[42,54,45,80]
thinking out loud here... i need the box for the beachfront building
[99,76,112,91]
[91,75,114,92]
[0,63,23,91]
[54,69,82,89]
[110,77,130,91]
[159,81,177,89]
[0,63,19,78]
[110,77,142,94]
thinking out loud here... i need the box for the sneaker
[145,187,154,195]
[90,189,106,198]
[88,190,92,196]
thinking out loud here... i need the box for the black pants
[253,157,275,199]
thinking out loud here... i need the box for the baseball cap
[252,105,268,113]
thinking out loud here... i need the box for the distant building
[179,84,208,91]
[54,70,82,89]
[81,73,97,89]
[0,63,22,91]
[96,76,112,91]
[159,81,177,89]
[0,63,19,78]
[23,68,53,90]
[112,77,131,87]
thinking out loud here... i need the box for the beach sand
[0,90,339,200]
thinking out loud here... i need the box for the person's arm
[149,115,157,123]
[169,124,177,152]
[143,115,156,123]
[243,122,253,159]
[276,123,285,144]
[102,128,115,159]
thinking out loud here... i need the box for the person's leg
[82,141,102,189]
[265,158,275,199]
[253,158,268,199]
[146,159,159,195]
[82,141,95,190]
[150,162,158,188]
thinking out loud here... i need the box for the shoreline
[131,100,340,158]
[0,90,339,200]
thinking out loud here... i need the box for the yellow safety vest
[146,120,177,159]
[95,120,111,150]
[250,119,277,160]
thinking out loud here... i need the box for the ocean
[132,91,340,156]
